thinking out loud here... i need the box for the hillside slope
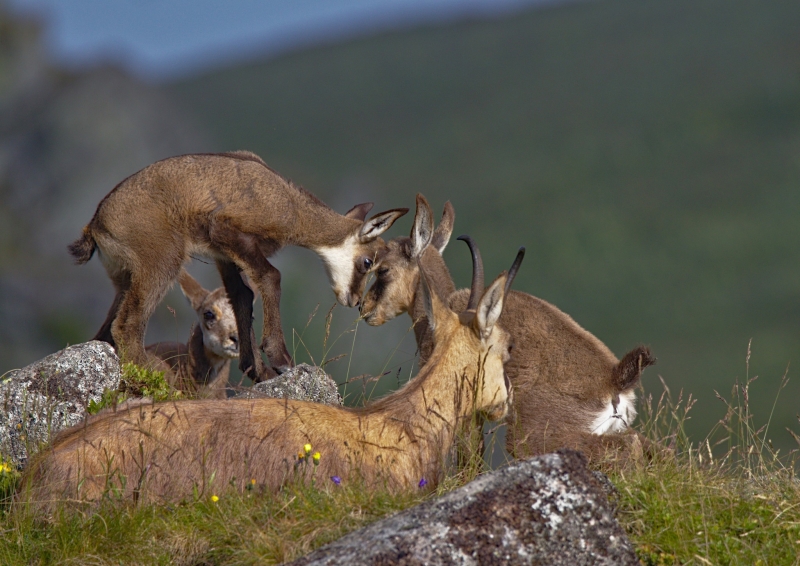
[169,0,800,446]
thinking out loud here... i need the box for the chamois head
[317,202,408,308]
[178,270,239,360]
[362,194,453,325]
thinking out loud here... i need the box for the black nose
[230,335,238,346]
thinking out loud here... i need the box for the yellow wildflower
[312,452,321,465]
[304,443,312,454]
[250,478,256,485]
[211,495,219,502]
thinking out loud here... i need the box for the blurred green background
[2,0,799,449]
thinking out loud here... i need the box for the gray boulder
[0,341,120,468]
[236,363,342,406]
[288,450,639,566]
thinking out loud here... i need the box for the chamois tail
[68,226,96,264]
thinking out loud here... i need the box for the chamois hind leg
[209,223,293,378]
[93,269,131,346]
[217,260,273,382]
[110,268,176,369]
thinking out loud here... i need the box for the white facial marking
[590,390,637,435]
[316,234,360,306]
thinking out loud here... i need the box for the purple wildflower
[330,475,341,485]
[418,478,428,488]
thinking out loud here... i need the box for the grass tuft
[87,362,180,415]
[611,351,800,566]
[0,474,426,565]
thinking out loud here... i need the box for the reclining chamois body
[24,243,521,508]
[145,270,240,399]
[69,151,407,381]
[361,195,655,463]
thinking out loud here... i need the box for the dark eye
[203,311,216,321]
[377,267,389,277]
[363,257,374,270]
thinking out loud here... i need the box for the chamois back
[69,151,407,381]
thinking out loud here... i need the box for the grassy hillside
[169,0,800,448]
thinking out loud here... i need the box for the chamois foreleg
[253,260,293,373]
[217,259,272,382]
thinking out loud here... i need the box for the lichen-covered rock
[0,341,120,468]
[236,363,342,406]
[288,450,639,566]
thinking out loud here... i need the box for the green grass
[1,477,428,565]
[617,462,800,565]
[610,353,800,565]
[87,362,179,415]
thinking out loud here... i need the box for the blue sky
[7,0,554,81]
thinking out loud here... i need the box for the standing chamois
[68,151,407,381]
[145,270,242,399]
[24,241,522,508]
[361,194,656,465]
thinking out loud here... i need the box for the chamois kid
[145,270,242,399]
[24,243,522,508]
[361,194,656,464]
[69,151,407,380]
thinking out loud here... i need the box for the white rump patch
[315,234,359,305]
[590,390,637,435]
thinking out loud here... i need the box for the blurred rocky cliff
[0,11,212,369]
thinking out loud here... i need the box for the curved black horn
[457,235,484,310]
[504,247,525,296]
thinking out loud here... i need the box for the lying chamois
[361,194,656,464]
[145,270,240,399]
[24,243,522,507]
[69,151,407,381]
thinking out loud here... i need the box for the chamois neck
[287,194,362,249]
[410,248,456,361]
[359,329,478,462]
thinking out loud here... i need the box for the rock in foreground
[288,450,639,566]
[236,363,342,406]
[0,341,120,468]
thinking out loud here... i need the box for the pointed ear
[418,260,449,332]
[475,272,508,341]
[475,246,524,340]
[612,346,656,392]
[178,270,210,311]
[410,194,434,259]
[359,208,409,243]
[344,202,374,221]
[430,201,454,254]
